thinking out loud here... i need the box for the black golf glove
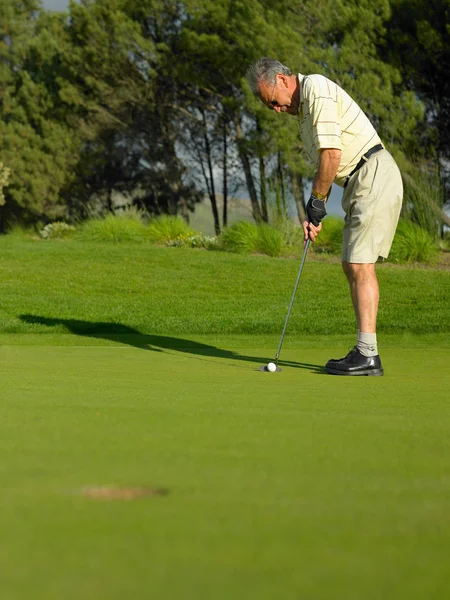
[306,194,327,226]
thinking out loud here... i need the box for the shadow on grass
[18,314,326,374]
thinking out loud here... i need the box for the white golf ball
[267,362,277,372]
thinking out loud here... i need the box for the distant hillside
[191,187,345,235]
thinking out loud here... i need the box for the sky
[41,0,71,10]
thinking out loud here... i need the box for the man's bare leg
[326,261,383,374]
[342,262,379,333]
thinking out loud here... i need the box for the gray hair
[245,58,292,95]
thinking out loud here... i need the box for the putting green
[0,333,449,599]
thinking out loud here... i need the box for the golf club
[259,238,310,372]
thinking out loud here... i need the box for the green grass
[0,237,448,335]
[0,237,449,599]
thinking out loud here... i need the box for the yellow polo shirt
[298,73,383,187]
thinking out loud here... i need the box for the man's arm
[303,148,342,242]
[312,148,342,196]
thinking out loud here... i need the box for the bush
[0,162,11,206]
[146,215,195,244]
[166,233,220,250]
[220,221,259,254]
[40,221,76,239]
[389,219,440,264]
[77,212,147,243]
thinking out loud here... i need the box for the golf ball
[267,362,277,372]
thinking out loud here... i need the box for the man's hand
[303,219,322,243]
[303,194,327,242]
[306,195,327,226]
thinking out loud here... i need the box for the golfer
[246,58,403,376]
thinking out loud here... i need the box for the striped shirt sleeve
[306,78,342,151]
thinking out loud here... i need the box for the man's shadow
[19,314,326,373]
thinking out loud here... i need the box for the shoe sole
[326,367,384,376]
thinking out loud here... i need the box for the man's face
[258,74,299,116]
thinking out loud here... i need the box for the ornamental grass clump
[220,221,259,254]
[146,215,195,244]
[78,212,147,243]
[389,219,440,264]
[255,223,284,257]
[272,217,304,249]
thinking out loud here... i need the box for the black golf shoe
[326,346,384,376]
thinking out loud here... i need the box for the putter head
[257,364,282,372]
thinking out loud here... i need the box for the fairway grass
[0,239,449,598]
[0,333,449,599]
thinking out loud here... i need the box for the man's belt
[344,144,384,188]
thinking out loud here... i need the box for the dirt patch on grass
[78,486,169,500]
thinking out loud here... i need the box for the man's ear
[277,73,289,88]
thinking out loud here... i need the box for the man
[246,58,403,376]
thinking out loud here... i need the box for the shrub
[389,219,440,264]
[77,213,147,243]
[220,221,259,254]
[146,215,195,244]
[40,221,76,239]
[188,234,220,250]
[0,162,11,206]
[166,233,219,250]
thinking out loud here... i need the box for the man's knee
[342,261,375,282]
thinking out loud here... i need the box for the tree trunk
[107,187,114,213]
[0,204,7,234]
[235,120,262,223]
[259,155,268,223]
[439,206,450,227]
[277,151,286,216]
[274,177,282,220]
[179,194,190,224]
[222,118,228,229]
[209,192,221,235]
[292,172,307,223]
[202,110,220,236]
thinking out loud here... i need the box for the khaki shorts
[341,149,403,263]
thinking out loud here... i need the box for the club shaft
[275,239,310,364]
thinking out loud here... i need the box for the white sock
[357,332,378,357]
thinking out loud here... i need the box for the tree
[0,0,430,233]
[384,0,450,219]
[0,1,80,230]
